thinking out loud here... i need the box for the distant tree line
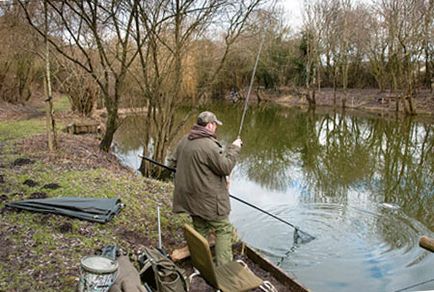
[0,0,432,175]
[297,0,433,113]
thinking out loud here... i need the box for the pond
[113,102,434,292]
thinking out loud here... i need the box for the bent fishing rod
[237,29,265,139]
[139,155,315,242]
[237,1,277,139]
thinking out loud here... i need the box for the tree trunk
[333,67,337,106]
[342,91,347,109]
[406,96,415,115]
[256,88,262,104]
[395,97,399,112]
[405,74,416,115]
[391,78,399,112]
[99,100,118,152]
[400,95,409,115]
[424,44,432,88]
[44,0,57,152]
[306,89,316,109]
[342,63,348,110]
[138,105,154,176]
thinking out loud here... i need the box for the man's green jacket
[171,135,240,221]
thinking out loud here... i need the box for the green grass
[0,94,70,142]
[34,94,71,113]
[0,119,47,141]
[0,157,188,289]
[53,95,72,113]
[0,118,66,142]
[0,110,189,291]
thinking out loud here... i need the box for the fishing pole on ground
[138,155,315,244]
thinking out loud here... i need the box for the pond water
[113,102,434,292]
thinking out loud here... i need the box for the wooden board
[66,121,100,134]
[419,236,434,252]
[170,234,216,262]
[244,244,308,292]
[170,241,309,291]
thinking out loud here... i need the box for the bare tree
[338,0,351,109]
[57,59,100,117]
[386,0,426,114]
[302,0,323,108]
[0,3,42,104]
[421,0,433,88]
[43,0,57,151]
[19,0,141,151]
[321,0,341,105]
[134,0,263,177]
[366,6,388,92]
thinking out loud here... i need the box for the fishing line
[139,155,315,244]
[394,278,434,292]
[230,194,315,244]
[235,0,315,243]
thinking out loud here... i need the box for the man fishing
[171,111,242,266]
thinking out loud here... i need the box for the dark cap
[197,111,223,126]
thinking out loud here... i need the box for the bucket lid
[81,256,118,274]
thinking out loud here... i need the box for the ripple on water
[233,202,433,291]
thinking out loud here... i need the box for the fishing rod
[139,155,315,243]
[228,195,314,239]
[237,1,277,138]
[237,29,266,138]
[139,155,175,172]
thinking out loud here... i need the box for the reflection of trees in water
[241,151,295,192]
[218,105,300,192]
[217,105,376,197]
[371,118,434,230]
[213,104,433,229]
[114,115,147,153]
[308,112,373,201]
[116,103,433,229]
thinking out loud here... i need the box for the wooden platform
[243,244,307,291]
[171,242,308,291]
[66,121,100,134]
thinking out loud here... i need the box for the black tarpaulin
[6,197,123,223]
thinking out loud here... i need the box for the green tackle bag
[138,247,189,292]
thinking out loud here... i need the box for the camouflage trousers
[191,216,234,266]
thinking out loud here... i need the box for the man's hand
[232,138,243,148]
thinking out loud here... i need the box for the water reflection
[113,102,434,291]
[202,104,434,231]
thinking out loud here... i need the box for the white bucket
[78,255,118,292]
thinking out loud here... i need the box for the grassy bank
[0,99,188,291]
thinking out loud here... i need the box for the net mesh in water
[293,228,315,244]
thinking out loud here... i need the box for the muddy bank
[273,87,434,117]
